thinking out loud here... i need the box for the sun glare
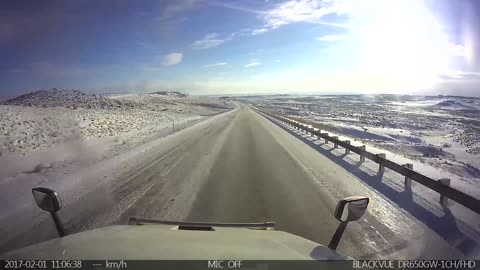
[349,0,460,90]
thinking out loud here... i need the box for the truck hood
[2,225,348,260]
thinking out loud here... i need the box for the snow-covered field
[246,97,480,255]
[247,94,480,249]
[246,94,480,199]
[264,114,480,257]
[0,89,232,182]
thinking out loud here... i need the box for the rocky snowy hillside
[0,89,232,156]
[2,88,138,109]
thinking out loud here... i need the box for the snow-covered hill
[0,89,232,157]
[2,88,137,109]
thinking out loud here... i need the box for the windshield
[0,0,479,260]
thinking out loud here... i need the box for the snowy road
[0,104,462,258]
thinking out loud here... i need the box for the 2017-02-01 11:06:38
[2,260,83,269]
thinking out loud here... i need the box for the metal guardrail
[254,108,480,215]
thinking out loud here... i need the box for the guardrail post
[438,178,451,207]
[359,145,366,162]
[377,153,386,173]
[402,163,413,189]
[331,136,339,148]
[323,133,329,144]
[344,141,351,154]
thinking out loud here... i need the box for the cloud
[191,33,231,50]
[203,62,228,68]
[154,0,199,36]
[245,61,262,68]
[159,0,198,22]
[209,1,266,15]
[251,28,268,35]
[315,34,344,41]
[264,0,349,30]
[162,53,183,66]
[447,42,466,57]
[213,0,348,36]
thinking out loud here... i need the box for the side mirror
[334,196,369,222]
[32,187,66,237]
[328,196,369,250]
[32,187,62,213]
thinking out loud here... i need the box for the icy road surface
[0,104,463,259]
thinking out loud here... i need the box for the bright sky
[1,0,480,98]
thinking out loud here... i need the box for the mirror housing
[334,196,369,222]
[32,187,65,237]
[329,196,369,250]
[32,187,62,213]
